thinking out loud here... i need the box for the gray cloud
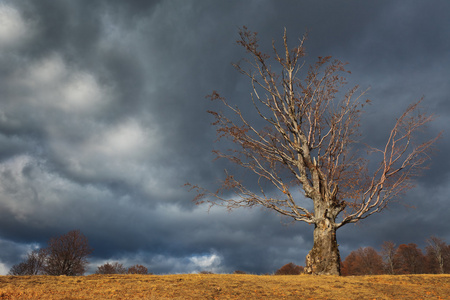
[0,0,448,275]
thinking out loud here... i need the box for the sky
[0,0,449,275]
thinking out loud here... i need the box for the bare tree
[8,248,47,276]
[95,263,116,274]
[341,247,384,275]
[445,245,450,273]
[43,230,93,276]
[380,241,397,274]
[189,27,440,275]
[394,243,426,274]
[8,262,29,276]
[95,262,127,274]
[127,264,149,275]
[426,236,448,274]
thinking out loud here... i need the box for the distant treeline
[236,236,450,276]
[340,236,450,276]
[8,230,449,276]
[8,230,150,276]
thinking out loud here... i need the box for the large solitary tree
[190,27,439,275]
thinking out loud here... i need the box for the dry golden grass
[0,274,449,299]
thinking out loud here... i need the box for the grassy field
[0,274,449,299]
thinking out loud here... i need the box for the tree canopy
[190,27,440,275]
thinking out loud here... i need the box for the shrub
[95,262,127,274]
[127,264,149,275]
[274,263,303,275]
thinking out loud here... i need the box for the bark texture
[305,219,340,275]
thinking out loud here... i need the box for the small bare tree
[127,264,149,274]
[8,262,29,276]
[8,248,47,276]
[426,236,448,274]
[341,247,384,275]
[393,243,426,274]
[380,241,397,274]
[95,262,127,274]
[189,27,440,275]
[43,230,93,276]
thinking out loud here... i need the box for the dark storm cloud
[0,0,448,275]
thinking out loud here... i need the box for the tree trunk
[304,217,341,275]
[438,254,444,274]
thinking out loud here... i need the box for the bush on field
[95,262,127,274]
[275,263,303,275]
[127,264,149,274]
